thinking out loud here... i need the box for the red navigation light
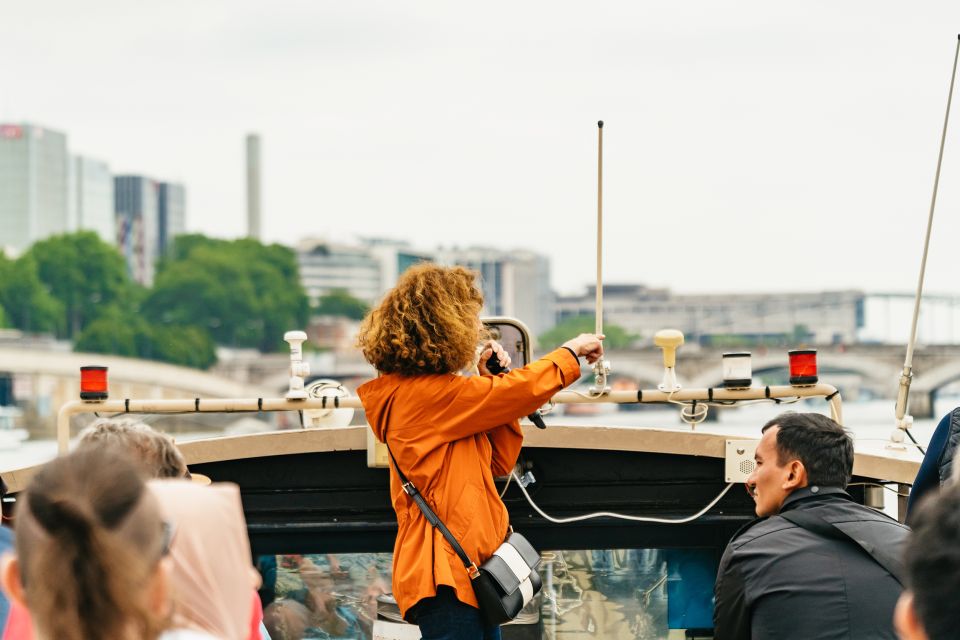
[80,366,109,400]
[788,350,818,386]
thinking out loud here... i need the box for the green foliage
[147,325,217,369]
[0,253,64,333]
[26,232,134,338]
[2,232,307,366]
[74,306,150,358]
[315,289,369,320]
[145,235,309,352]
[538,314,638,350]
[74,306,217,369]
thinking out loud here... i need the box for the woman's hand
[478,340,511,375]
[562,333,605,364]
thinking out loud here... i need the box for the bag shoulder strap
[385,440,479,576]
[780,508,904,585]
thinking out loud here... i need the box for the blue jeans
[410,586,502,640]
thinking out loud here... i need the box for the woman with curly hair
[357,263,603,640]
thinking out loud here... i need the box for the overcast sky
[4,1,960,299]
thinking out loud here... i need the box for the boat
[0,317,923,640]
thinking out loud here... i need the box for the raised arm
[435,348,581,437]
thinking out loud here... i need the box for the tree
[145,235,309,352]
[74,305,217,369]
[148,325,217,369]
[74,306,150,358]
[26,232,136,338]
[0,253,64,334]
[538,314,638,350]
[315,289,369,320]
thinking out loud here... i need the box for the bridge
[6,342,960,438]
[0,345,380,437]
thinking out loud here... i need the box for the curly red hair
[359,264,484,376]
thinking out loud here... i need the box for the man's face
[746,426,794,517]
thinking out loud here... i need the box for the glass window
[256,547,718,639]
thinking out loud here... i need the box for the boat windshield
[257,547,717,639]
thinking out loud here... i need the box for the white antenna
[596,120,604,336]
[892,35,960,445]
[591,120,610,394]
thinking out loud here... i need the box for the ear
[894,592,928,640]
[0,553,27,609]
[782,459,808,490]
[146,556,173,620]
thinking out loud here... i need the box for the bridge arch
[0,348,269,398]
[910,361,960,418]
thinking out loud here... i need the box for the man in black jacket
[714,412,910,639]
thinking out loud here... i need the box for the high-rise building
[0,123,69,253]
[158,182,186,255]
[69,155,115,244]
[114,175,159,285]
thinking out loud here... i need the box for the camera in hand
[485,353,547,429]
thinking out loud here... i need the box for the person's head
[0,448,171,640]
[358,263,485,376]
[747,412,854,517]
[78,418,188,479]
[895,484,960,640]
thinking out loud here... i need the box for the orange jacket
[357,348,582,617]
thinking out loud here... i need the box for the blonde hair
[358,263,484,376]
[78,418,187,479]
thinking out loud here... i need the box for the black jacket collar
[780,485,851,513]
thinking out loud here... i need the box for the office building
[0,123,69,253]
[114,176,159,285]
[556,285,865,345]
[297,239,383,305]
[158,182,186,254]
[362,238,434,294]
[436,246,555,337]
[69,155,115,244]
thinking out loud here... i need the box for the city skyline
[3,2,960,297]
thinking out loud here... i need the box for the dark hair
[761,412,853,488]
[14,447,168,640]
[904,484,960,639]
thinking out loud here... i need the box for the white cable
[665,394,804,426]
[498,472,513,499]
[512,471,735,524]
